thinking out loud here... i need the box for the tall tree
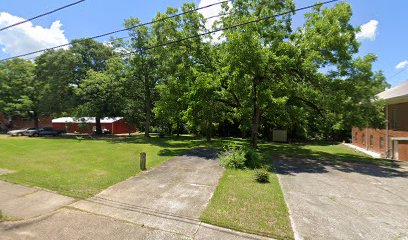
[118,18,157,137]
[74,57,125,124]
[288,2,388,139]
[70,39,114,134]
[0,58,36,128]
[152,3,213,137]
[35,49,80,117]
[217,0,295,147]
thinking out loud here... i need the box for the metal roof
[52,117,123,124]
[377,81,408,102]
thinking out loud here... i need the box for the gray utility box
[273,130,287,142]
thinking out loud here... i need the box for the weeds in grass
[0,210,16,222]
[254,168,270,183]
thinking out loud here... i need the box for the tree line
[0,0,388,147]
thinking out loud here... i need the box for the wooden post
[140,152,147,171]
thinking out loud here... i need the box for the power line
[0,0,86,32]
[9,12,232,62]
[388,68,408,80]
[0,1,229,61]
[121,0,339,56]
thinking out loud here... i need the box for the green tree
[34,49,80,117]
[0,58,36,128]
[217,0,295,147]
[287,2,388,140]
[152,3,211,137]
[118,18,157,137]
[75,57,125,126]
[70,39,115,134]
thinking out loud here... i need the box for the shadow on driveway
[274,157,408,178]
[274,157,408,240]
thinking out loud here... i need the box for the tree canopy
[0,0,388,144]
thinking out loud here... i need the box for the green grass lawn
[0,134,387,239]
[201,168,292,239]
[0,135,204,198]
[200,141,394,239]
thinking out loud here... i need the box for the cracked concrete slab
[1,149,270,239]
[195,223,272,240]
[275,158,408,240]
[0,208,272,240]
[0,208,191,240]
[0,181,75,219]
[71,148,225,237]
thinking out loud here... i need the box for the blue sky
[0,0,407,86]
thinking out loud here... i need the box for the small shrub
[243,146,260,168]
[218,146,247,169]
[254,168,269,183]
[219,145,261,169]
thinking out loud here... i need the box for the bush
[218,146,247,169]
[218,146,260,169]
[254,168,269,183]
[243,146,260,168]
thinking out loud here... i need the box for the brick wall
[352,102,408,161]
[0,113,52,129]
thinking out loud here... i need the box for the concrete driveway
[275,157,408,240]
[1,148,270,240]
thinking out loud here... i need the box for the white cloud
[396,60,408,70]
[198,0,232,43]
[356,20,379,41]
[0,12,69,58]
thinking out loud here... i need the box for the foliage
[0,58,36,127]
[0,0,389,142]
[70,39,116,134]
[254,168,270,183]
[218,146,247,169]
[244,146,260,168]
[74,57,125,119]
[218,145,260,169]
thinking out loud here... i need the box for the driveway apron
[1,149,272,239]
[71,148,225,237]
[275,158,408,240]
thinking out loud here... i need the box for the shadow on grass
[158,148,220,160]
[39,135,407,178]
[257,143,408,179]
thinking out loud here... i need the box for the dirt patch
[0,168,16,175]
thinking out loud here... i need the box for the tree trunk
[206,121,212,142]
[176,119,180,137]
[251,78,260,148]
[206,111,213,142]
[33,111,39,128]
[144,98,151,138]
[6,115,13,129]
[142,54,151,138]
[95,117,102,135]
[168,123,172,136]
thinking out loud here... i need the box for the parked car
[24,127,65,137]
[93,128,111,134]
[7,128,38,136]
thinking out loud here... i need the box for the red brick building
[352,81,408,161]
[52,117,136,134]
[0,113,52,129]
